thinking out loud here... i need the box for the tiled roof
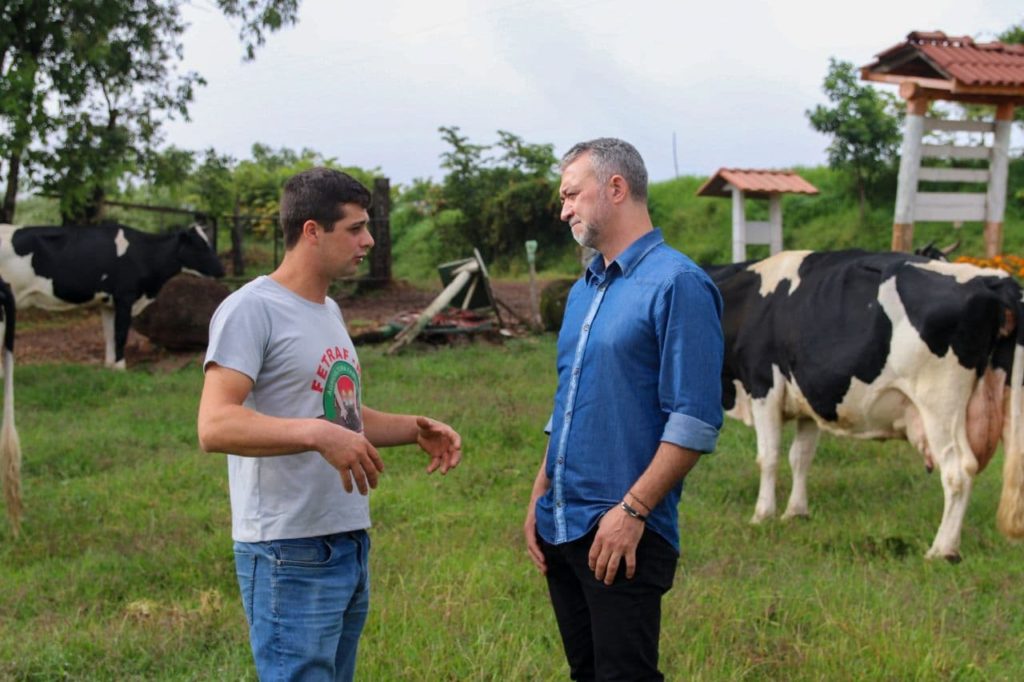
[863,31,1024,90]
[696,169,819,198]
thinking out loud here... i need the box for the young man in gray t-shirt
[198,167,462,681]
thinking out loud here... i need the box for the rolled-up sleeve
[655,271,724,453]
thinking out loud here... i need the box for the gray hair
[560,138,648,202]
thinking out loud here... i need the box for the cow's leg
[782,418,820,520]
[919,410,976,562]
[750,400,784,523]
[101,308,118,367]
[102,302,131,370]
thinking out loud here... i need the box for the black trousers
[539,526,678,682]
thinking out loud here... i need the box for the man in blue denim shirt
[524,138,723,681]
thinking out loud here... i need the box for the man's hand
[415,416,462,474]
[524,499,547,574]
[320,425,385,495]
[588,503,645,585]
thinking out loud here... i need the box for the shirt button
[582,324,590,332]
[557,457,564,464]
[573,367,580,376]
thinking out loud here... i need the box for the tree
[0,0,66,222]
[998,21,1024,127]
[0,0,301,224]
[435,126,568,265]
[807,58,904,223]
[1000,21,1024,45]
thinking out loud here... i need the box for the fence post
[231,198,245,276]
[364,176,392,288]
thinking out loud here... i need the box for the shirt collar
[585,228,665,284]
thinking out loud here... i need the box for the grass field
[2,338,1024,680]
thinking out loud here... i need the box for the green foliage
[217,0,300,61]
[999,21,1024,128]
[389,213,445,282]
[10,194,60,224]
[0,0,302,224]
[433,127,570,268]
[806,58,903,222]
[103,143,381,244]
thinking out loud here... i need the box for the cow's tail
[0,283,20,537]
[997,298,1024,539]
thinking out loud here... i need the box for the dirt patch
[337,279,540,332]
[10,279,546,367]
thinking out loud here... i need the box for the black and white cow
[708,249,1024,561]
[0,222,224,369]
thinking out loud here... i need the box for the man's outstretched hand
[415,416,462,474]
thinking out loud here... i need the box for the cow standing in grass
[708,250,1024,561]
[0,222,225,369]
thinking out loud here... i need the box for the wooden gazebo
[862,31,1024,256]
[696,168,818,262]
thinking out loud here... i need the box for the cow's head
[178,224,225,278]
[914,240,960,262]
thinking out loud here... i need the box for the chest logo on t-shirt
[321,360,362,433]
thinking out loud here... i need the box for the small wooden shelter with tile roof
[696,168,818,262]
[862,31,1024,256]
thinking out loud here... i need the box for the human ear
[302,219,320,243]
[608,175,630,204]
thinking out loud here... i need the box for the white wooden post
[768,194,783,255]
[985,104,1014,258]
[893,101,928,251]
[730,186,746,263]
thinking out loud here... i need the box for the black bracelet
[620,501,648,522]
[627,490,652,513]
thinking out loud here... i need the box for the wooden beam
[386,260,479,354]
[921,144,991,161]
[768,194,783,255]
[863,72,953,91]
[730,187,746,263]
[986,117,1012,228]
[950,82,1024,98]
[892,223,914,252]
[907,98,929,116]
[922,118,995,134]
[898,82,1024,106]
[367,177,392,286]
[894,114,925,225]
[917,167,990,183]
[913,192,987,222]
[984,222,1003,258]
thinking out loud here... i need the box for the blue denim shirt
[535,229,724,552]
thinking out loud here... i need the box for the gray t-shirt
[205,276,370,542]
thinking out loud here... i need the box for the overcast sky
[164,0,1023,187]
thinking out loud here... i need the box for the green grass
[2,339,1024,679]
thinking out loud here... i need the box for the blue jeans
[234,530,371,682]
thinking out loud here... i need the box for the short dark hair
[279,167,372,248]
[560,138,648,203]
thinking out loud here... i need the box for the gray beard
[572,224,598,249]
